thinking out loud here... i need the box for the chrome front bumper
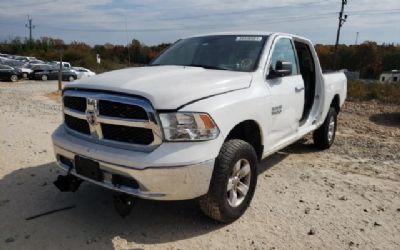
[54,144,215,200]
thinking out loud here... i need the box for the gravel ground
[0,81,399,250]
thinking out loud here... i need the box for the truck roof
[184,31,309,41]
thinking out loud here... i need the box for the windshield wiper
[185,64,228,71]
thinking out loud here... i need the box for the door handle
[295,86,304,93]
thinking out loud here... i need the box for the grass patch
[347,80,400,104]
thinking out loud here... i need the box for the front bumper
[52,126,222,200]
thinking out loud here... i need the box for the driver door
[265,37,304,145]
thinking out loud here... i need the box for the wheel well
[331,95,340,113]
[225,120,263,160]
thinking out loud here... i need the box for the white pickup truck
[52,32,346,222]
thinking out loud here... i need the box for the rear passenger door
[265,36,304,145]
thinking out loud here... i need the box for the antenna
[124,13,131,66]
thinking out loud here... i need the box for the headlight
[159,112,219,141]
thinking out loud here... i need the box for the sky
[0,0,399,46]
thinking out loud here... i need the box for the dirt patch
[0,83,399,250]
[44,91,62,103]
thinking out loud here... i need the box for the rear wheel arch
[331,94,341,114]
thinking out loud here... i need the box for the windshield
[151,35,268,72]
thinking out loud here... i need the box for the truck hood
[65,65,253,109]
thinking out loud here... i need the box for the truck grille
[101,124,154,144]
[64,114,90,135]
[64,96,86,112]
[62,90,162,151]
[98,100,148,120]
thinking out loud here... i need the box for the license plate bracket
[74,156,103,181]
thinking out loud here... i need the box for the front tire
[198,139,258,223]
[313,107,337,149]
[41,75,48,81]
[68,76,75,82]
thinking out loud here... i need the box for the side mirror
[268,61,292,79]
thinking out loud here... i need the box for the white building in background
[380,70,400,84]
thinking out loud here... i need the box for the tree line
[0,37,170,73]
[1,37,399,79]
[316,42,400,79]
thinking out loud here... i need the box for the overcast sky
[0,0,399,46]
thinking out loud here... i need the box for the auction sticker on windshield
[235,36,263,42]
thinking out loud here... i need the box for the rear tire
[198,139,258,223]
[313,107,337,149]
[41,75,48,81]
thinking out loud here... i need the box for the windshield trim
[150,35,269,73]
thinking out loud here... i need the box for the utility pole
[333,0,348,69]
[124,13,131,67]
[58,52,63,91]
[355,31,359,45]
[25,15,36,42]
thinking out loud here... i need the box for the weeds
[347,80,400,104]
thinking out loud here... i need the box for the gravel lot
[0,81,399,250]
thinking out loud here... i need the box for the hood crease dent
[64,65,253,109]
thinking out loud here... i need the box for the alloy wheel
[227,158,251,207]
[327,116,335,143]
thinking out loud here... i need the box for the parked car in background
[34,69,77,81]
[0,57,22,66]
[71,67,96,79]
[17,64,34,78]
[27,59,44,65]
[0,57,21,66]
[28,64,55,79]
[52,61,72,69]
[0,53,13,58]
[0,56,11,62]
[0,65,21,82]
[0,59,32,78]
[13,56,37,62]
